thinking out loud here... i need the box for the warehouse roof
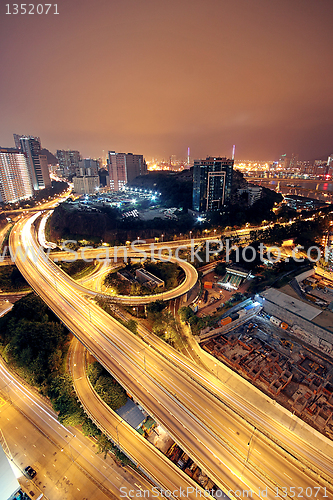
[262,288,321,321]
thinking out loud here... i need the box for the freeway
[9,213,333,499]
[103,294,333,488]
[69,338,205,498]
[0,355,151,500]
[10,213,290,499]
[34,219,333,485]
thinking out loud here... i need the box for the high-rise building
[73,175,100,194]
[77,158,99,176]
[39,154,52,188]
[0,148,34,204]
[192,156,233,212]
[14,134,51,190]
[108,152,147,191]
[13,132,40,150]
[56,150,81,177]
[327,154,333,177]
[0,442,20,499]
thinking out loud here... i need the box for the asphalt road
[69,338,203,498]
[0,357,153,500]
[8,213,333,500]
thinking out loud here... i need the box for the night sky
[1,0,332,161]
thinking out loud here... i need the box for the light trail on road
[9,213,333,500]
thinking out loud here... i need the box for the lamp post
[61,433,76,462]
[246,426,256,463]
[87,304,92,323]
[116,420,123,448]
[137,348,146,371]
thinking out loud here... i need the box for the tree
[125,319,138,335]
[87,362,127,411]
[179,306,194,322]
[215,262,226,276]
[146,300,167,322]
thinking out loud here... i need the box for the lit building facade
[192,156,233,212]
[56,149,81,176]
[14,134,51,190]
[327,154,333,177]
[108,152,147,191]
[0,148,33,204]
[73,175,99,194]
[0,443,20,499]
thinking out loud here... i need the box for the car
[24,466,36,479]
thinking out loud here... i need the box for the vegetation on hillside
[87,361,127,411]
[0,293,133,464]
[129,171,193,209]
[0,266,30,292]
[0,293,68,388]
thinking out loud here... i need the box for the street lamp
[137,348,146,371]
[246,426,256,463]
[116,419,123,448]
[61,433,76,462]
[189,230,192,240]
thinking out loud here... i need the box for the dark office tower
[14,134,51,190]
[108,152,147,191]
[56,150,81,176]
[39,154,52,188]
[192,156,233,212]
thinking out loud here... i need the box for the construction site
[201,314,333,440]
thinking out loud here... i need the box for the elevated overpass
[8,213,333,498]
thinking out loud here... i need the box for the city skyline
[0,0,332,161]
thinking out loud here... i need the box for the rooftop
[116,399,146,429]
[262,288,321,321]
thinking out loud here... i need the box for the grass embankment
[56,260,96,280]
[0,226,13,254]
